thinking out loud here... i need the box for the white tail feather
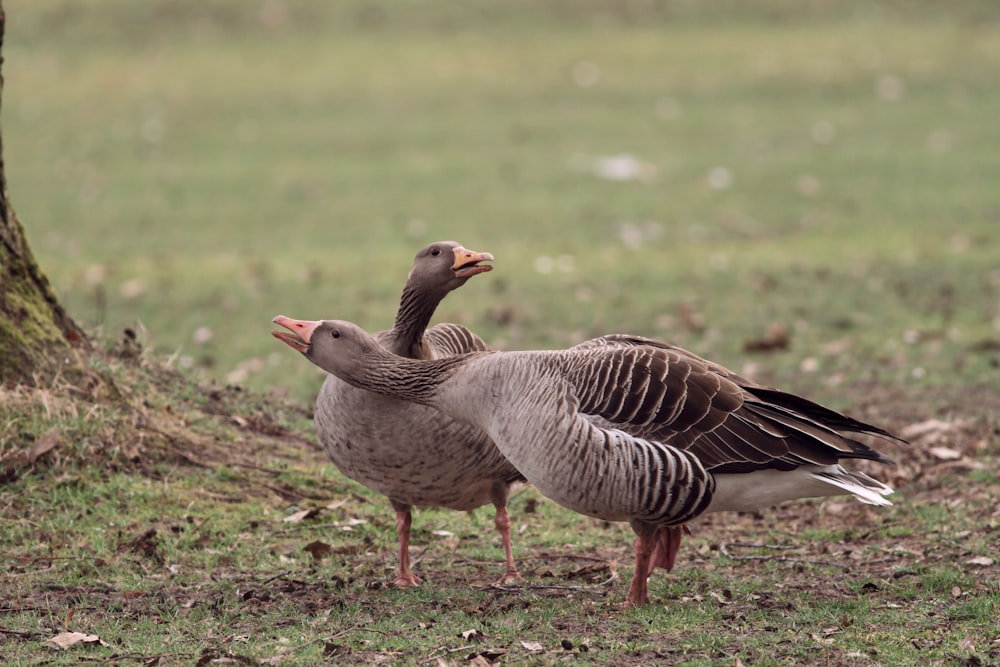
[707,465,894,513]
[809,469,894,506]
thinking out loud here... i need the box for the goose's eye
[330,329,341,339]
[430,247,441,256]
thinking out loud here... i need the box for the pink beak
[271,315,322,353]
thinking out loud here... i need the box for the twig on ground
[483,582,597,594]
[725,542,798,551]
[258,570,292,586]
[595,570,619,587]
[410,545,430,569]
[0,627,45,639]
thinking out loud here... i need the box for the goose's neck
[387,283,444,357]
[355,346,468,404]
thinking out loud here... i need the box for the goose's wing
[579,334,901,440]
[562,341,896,473]
[424,323,492,357]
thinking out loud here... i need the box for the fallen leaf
[966,556,994,567]
[334,518,367,530]
[928,447,961,461]
[708,591,732,605]
[520,640,544,652]
[470,649,506,662]
[28,430,61,464]
[46,632,105,650]
[743,323,790,353]
[958,636,976,653]
[3,430,61,472]
[303,541,332,561]
[900,419,958,440]
[118,528,163,564]
[283,508,321,523]
[461,629,483,640]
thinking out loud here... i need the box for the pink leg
[621,533,654,607]
[493,505,523,584]
[646,525,688,575]
[393,508,422,587]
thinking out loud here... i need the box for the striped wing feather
[423,323,492,357]
[562,337,898,473]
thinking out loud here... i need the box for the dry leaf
[900,419,959,442]
[928,447,961,461]
[334,518,367,530]
[520,641,544,652]
[3,430,61,472]
[743,322,790,353]
[958,636,976,653]
[283,508,321,523]
[708,591,732,605]
[567,562,610,580]
[28,430,61,464]
[461,628,483,640]
[966,556,994,567]
[46,631,105,650]
[470,649,506,664]
[302,541,332,561]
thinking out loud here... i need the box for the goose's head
[407,241,494,294]
[272,316,383,380]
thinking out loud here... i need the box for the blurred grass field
[5,0,1000,404]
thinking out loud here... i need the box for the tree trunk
[0,2,88,386]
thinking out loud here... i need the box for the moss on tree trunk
[0,2,87,386]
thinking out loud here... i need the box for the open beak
[452,245,494,278]
[272,315,321,354]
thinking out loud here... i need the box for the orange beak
[452,245,494,278]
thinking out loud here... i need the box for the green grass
[2,1,1000,665]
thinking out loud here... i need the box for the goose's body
[274,318,899,606]
[310,243,524,587]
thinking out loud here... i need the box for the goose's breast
[315,375,520,510]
